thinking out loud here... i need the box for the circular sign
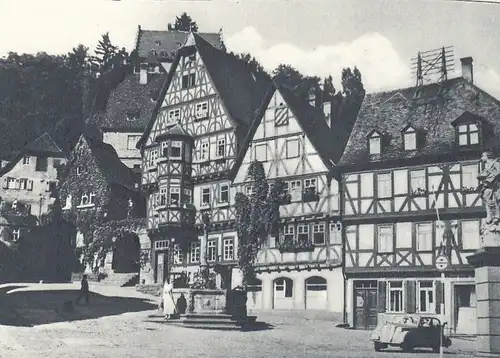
[435,255,449,271]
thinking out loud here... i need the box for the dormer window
[458,123,479,146]
[368,131,382,155]
[403,126,417,151]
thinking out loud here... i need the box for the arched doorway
[273,277,294,309]
[305,276,327,310]
[112,233,140,273]
[247,277,262,310]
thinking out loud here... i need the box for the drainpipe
[338,171,347,325]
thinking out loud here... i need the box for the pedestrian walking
[76,274,90,305]
[162,276,177,319]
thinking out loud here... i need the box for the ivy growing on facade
[234,161,287,288]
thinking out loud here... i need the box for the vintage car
[369,314,452,353]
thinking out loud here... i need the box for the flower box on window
[302,188,320,202]
[410,188,428,197]
[461,186,480,194]
[278,237,315,253]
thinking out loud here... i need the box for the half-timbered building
[231,82,356,314]
[338,58,500,334]
[137,33,271,286]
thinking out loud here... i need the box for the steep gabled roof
[0,133,65,177]
[137,33,272,148]
[98,73,165,131]
[135,27,222,61]
[83,136,138,190]
[338,77,500,168]
[24,133,64,156]
[230,82,355,179]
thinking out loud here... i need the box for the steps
[146,312,258,331]
[72,272,139,287]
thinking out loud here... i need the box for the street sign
[435,255,449,271]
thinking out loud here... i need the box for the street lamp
[169,237,176,284]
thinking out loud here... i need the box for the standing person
[76,274,90,305]
[162,276,177,319]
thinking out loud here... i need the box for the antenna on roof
[410,46,454,96]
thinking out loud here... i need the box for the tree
[273,64,321,100]
[323,75,337,100]
[232,52,267,75]
[234,161,286,288]
[341,67,364,99]
[66,44,90,75]
[171,12,198,32]
[90,32,118,72]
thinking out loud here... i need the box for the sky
[1,0,500,97]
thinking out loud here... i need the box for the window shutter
[435,280,443,314]
[406,280,416,314]
[28,180,33,191]
[2,177,8,189]
[377,280,387,313]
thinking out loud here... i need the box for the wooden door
[354,288,378,330]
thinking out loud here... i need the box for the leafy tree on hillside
[67,44,90,75]
[169,12,198,32]
[273,64,321,100]
[341,67,364,99]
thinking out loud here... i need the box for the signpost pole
[440,271,445,358]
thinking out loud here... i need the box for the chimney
[460,57,474,84]
[139,63,148,85]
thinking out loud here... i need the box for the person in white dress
[162,277,177,319]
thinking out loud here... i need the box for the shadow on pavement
[0,289,157,327]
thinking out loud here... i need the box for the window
[170,187,180,205]
[127,135,141,150]
[79,192,96,206]
[312,224,325,245]
[369,132,381,155]
[216,139,225,158]
[207,240,216,262]
[245,185,253,196]
[22,156,30,165]
[416,222,432,251]
[19,178,28,190]
[149,149,159,167]
[388,281,404,313]
[223,237,234,260]
[404,127,417,151]
[159,188,167,206]
[377,173,392,198]
[201,187,210,206]
[286,139,300,158]
[63,195,72,210]
[274,106,289,127]
[329,223,342,245]
[200,142,209,161]
[173,245,183,264]
[287,180,302,202]
[462,164,478,189]
[304,178,317,194]
[35,157,48,172]
[462,220,480,250]
[77,166,86,175]
[418,281,435,313]
[190,242,200,263]
[53,159,61,168]
[183,188,192,204]
[410,170,426,193]
[220,185,229,203]
[254,144,267,162]
[275,277,293,298]
[182,73,196,88]
[458,123,479,146]
[170,141,182,159]
[168,108,181,123]
[284,224,295,242]
[297,225,309,244]
[195,101,209,119]
[12,229,20,242]
[377,225,393,253]
[7,178,16,189]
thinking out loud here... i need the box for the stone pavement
[0,283,478,358]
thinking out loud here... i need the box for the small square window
[168,109,181,123]
[457,123,480,146]
[170,141,182,159]
[201,188,211,206]
[220,185,229,203]
[195,101,209,120]
[286,139,300,158]
[22,156,30,165]
[216,139,225,158]
[200,143,209,161]
[369,132,381,154]
[254,143,267,162]
[170,187,180,206]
